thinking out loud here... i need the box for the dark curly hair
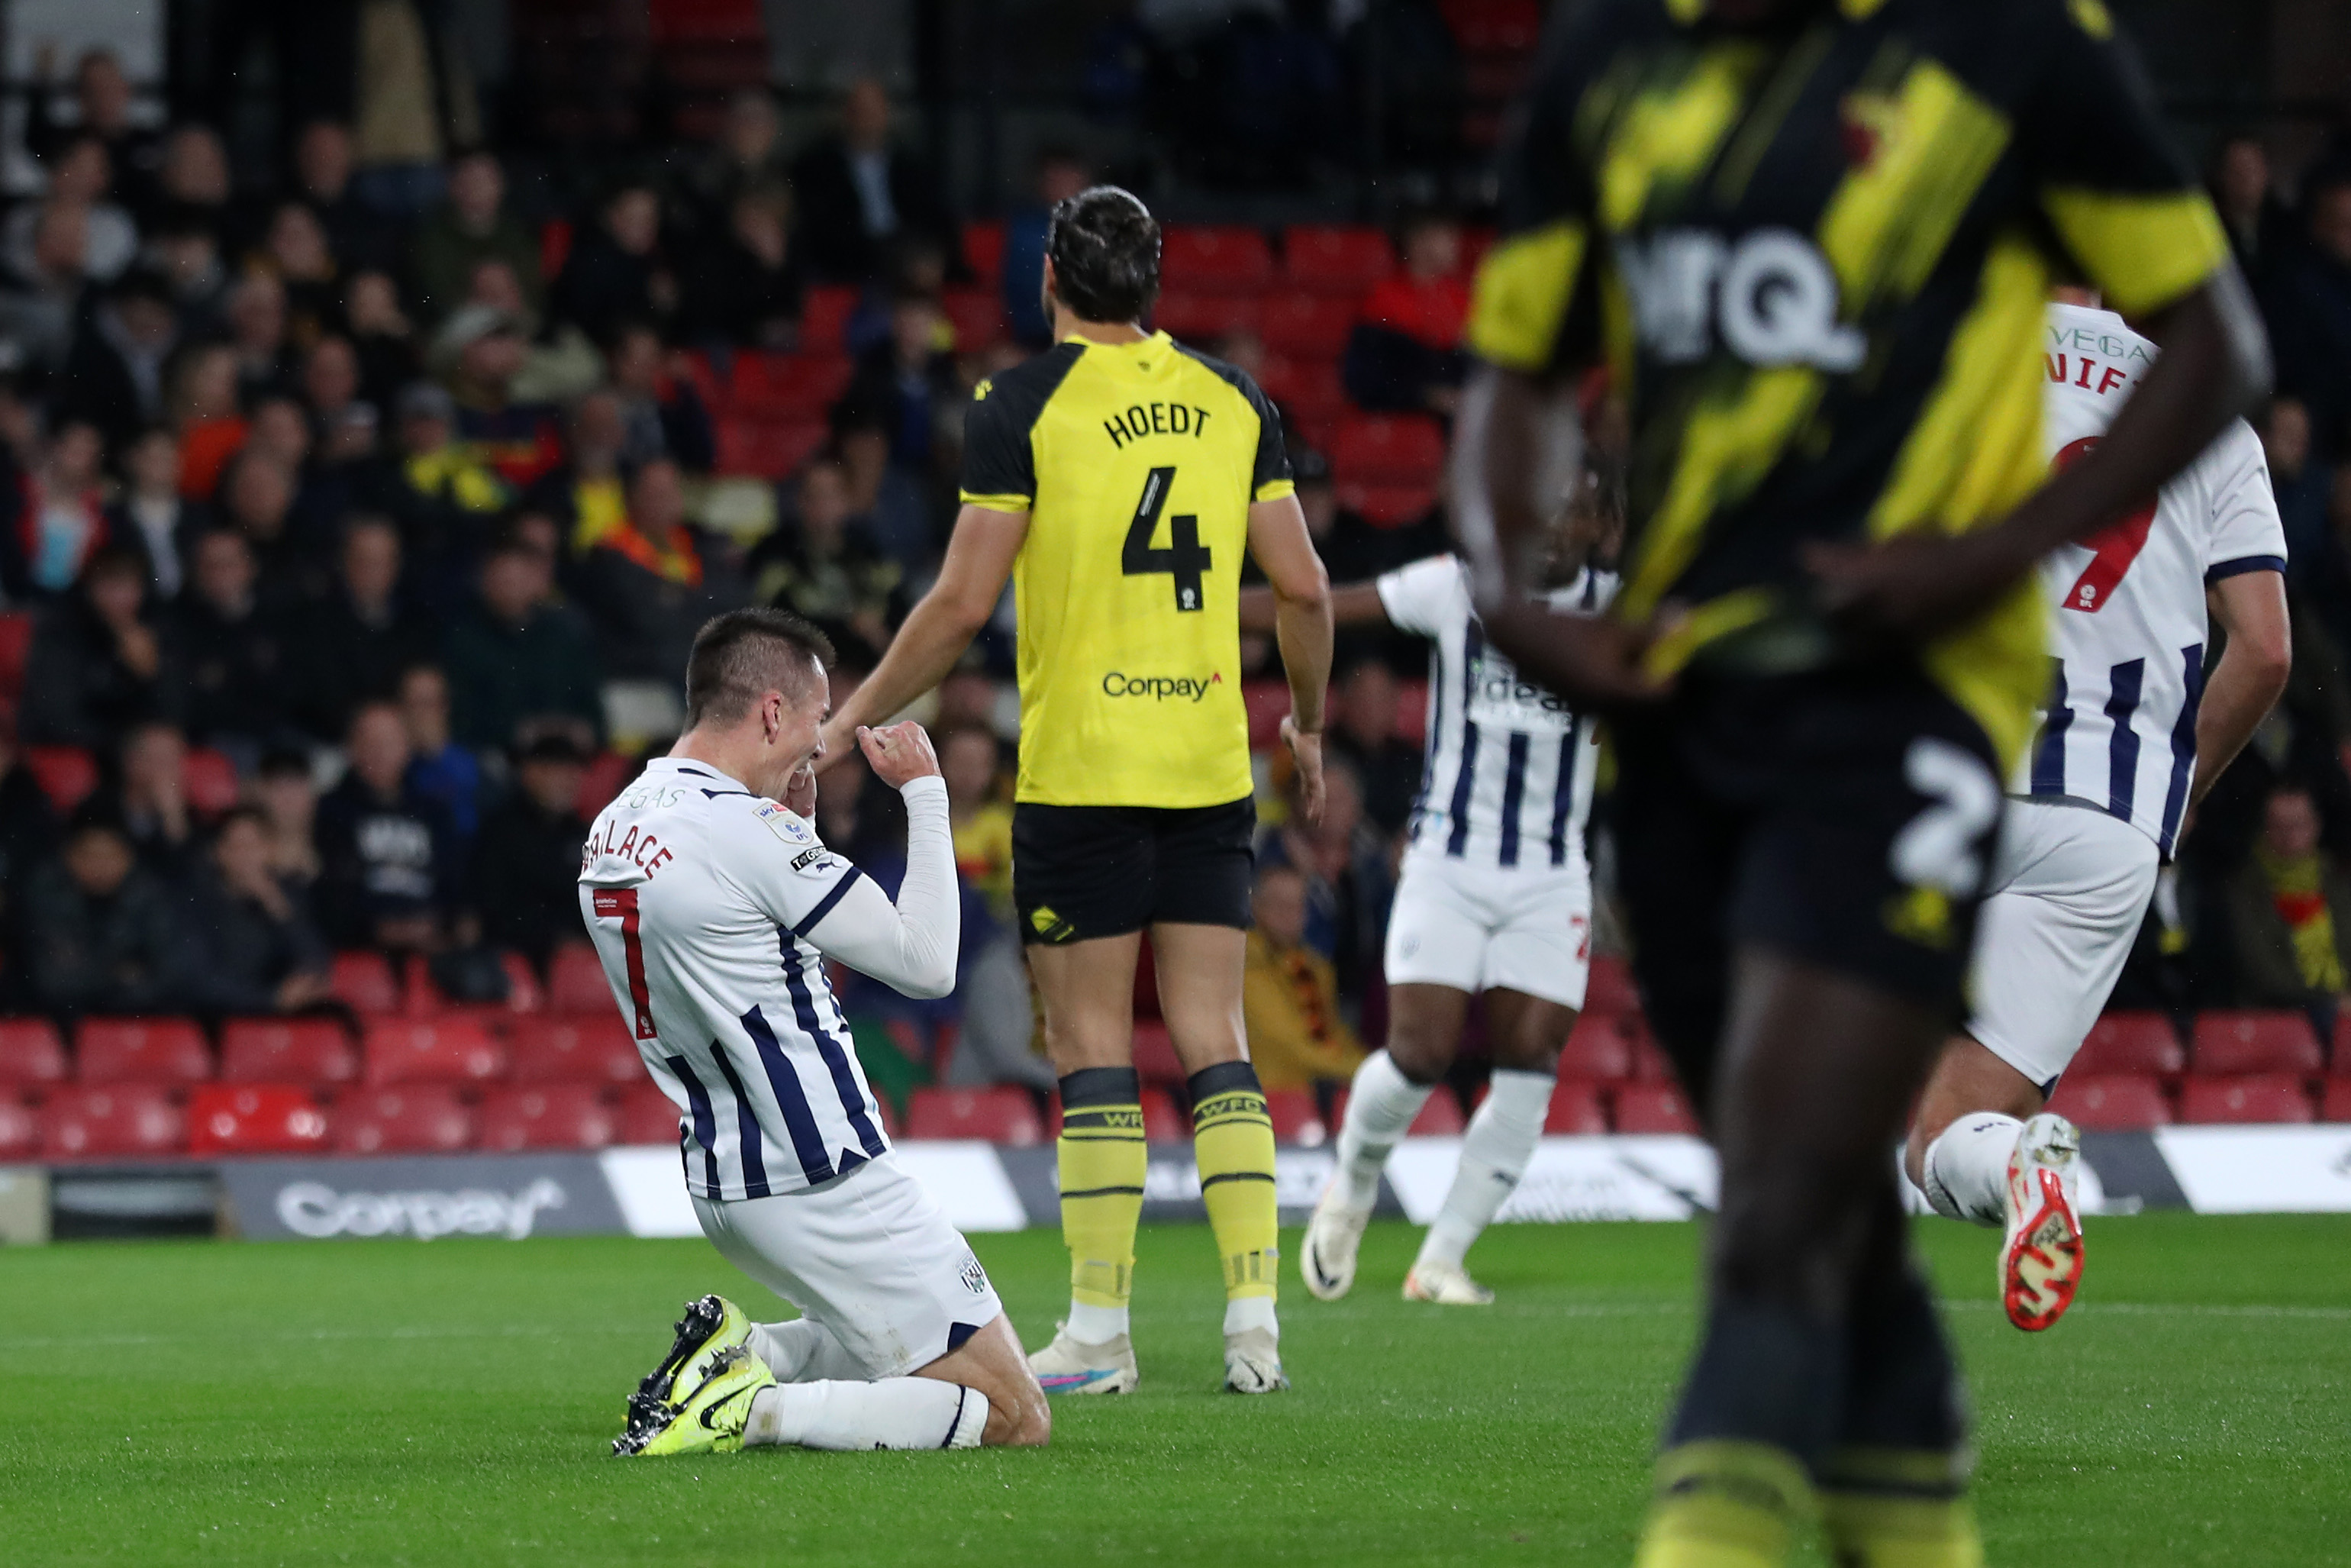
[1045,186,1161,324]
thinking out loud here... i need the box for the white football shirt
[1375,554,1617,871]
[578,757,958,1201]
[2028,302,2288,854]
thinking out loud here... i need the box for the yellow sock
[1188,1062,1278,1300]
[1056,1068,1146,1313]
[1633,1441,1814,1568]
[1819,1448,1983,1568]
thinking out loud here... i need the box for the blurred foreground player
[1455,2,2268,1563]
[820,187,1334,1394]
[1908,292,2288,1329]
[585,608,1048,1455]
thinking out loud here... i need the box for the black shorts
[1012,797,1256,945]
[1611,661,2003,1097]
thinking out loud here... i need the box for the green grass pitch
[0,1214,2344,1566]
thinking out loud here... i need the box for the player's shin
[1417,1066,1551,1271]
[1823,1262,1979,1566]
[1334,1050,1433,1209]
[1056,1066,1146,1341]
[1188,1060,1279,1327]
[744,1379,991,1450]
[1920,1115,2021,1226]
[748,1318,868,1382]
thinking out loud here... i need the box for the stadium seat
[76,1018,212,1085]
[1411,1093,1466,1135]
[1152,292,1259,342]
[1441,0,1544,50]
[24,746,99,812]
[508,1016,642,1087]
[1337,481,1440,528]
[331,1087,475,1155]
[538,217,572,281]
[727,351,852,417]
[2074,1011,2186,1077]
[1140,1087,1188,1143]
[1264,1089,1327,1145]
[331,950,402,1015]
[799,285,858,353]
[962,220,1005,286]
[362,1020,507,1087]
[2191,1010,2323,1076]
[1131,1020,1183,1089]
[2177,1074,2314,1125]
[476,1085,617,1151]
[499,952,545,1014]
[185,1085,330,1157]
[615,1082,683,1145]
[1393,679,1428,744]
[1242,677,1292,750]
[905,1086,1044,1145]
[41,1086,185,1159]
[1134,940,1162,1021]
[0,1096,34,1160]
[1582,956,1639,1020]
[715,415,829,479]
[1160,225,1275,294]
[1282,225,1395,295]
[1256,353,1348,428]
[1257,293,1357,357]
[0,1018,68,1087]
[1330,415,1447,483]
[1557,1015,1633,1081]
[2046,1073,2171,1131]
[218,1019,358,1087]
[1546,1078,1609,1134]
[0,611,34,697]
[578,753,637,815]
[2322,1077,2351,1123]
[182,747,240,815]
[942,286,1004,350]
[1613,1083,1701,1135]
[550,944,617,1014]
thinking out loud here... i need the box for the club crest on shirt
[753,800,814,843]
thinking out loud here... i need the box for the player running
[585,608,1049,1457]
[1909,292,2290,1331]
[818,186,1334,1395]
[1261,498,1617,1307]
[1453,2,2269,1563]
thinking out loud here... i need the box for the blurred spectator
[679,90,795,235]
[16,809,197,1017]
[292,516,432,741]
[748,457,905,664]
[108,720,199,883]
[5,138,137,284]
[846,290,959,473]
[0,730,60,923]
[314,701,462,950]
[154,124,233,246]
[408,149,541,326]
[253,747,321,887]
[1343,209,1469,417]
[466,259,605,407]
[24,46,160,215]
[933,724,1045,1089]
[834,411,935,573]
[345,269,421,411]
[1002,148,1092,348]
[943,727,1014,923]
[226,272,295,403]
[253,201,342,350]
[184,805,334,1015]
[2227,784,2351,1025]
[217,450,320,605]
[385,381,508,612]
[2266,173,2351,461]
[572,456,743,682]
[303,336,382,471]
[293,120,398,276]
[551,183,678,344]
[440,537,602,751]
[398,664,485,847]
[471,731,590,969]
[608,324,715,471]
[791,78,952,286]
[433,305,565,489]
[21,548,169,748]
[105,427,201,599]
[680,186,805,350]
[168,530,292,757]
[2211,134,2293,282]
[1264,758,1393,1011]
[1241,863,1367,1092]
[1327,657,1421,835]
[169,343,250,498]
[0,201,92,372]
[57,269,180,451]
[149,208,231,333]
[2,418,111,601]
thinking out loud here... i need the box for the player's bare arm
[2191,569,2292,808]
[816,503,1029,766]
[1237,578,1387,634]
[1246,491,1334,821]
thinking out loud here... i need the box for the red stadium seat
[1442,0,1544,50]
[539,218,572,282]
[1411,1093,1466,1135]
[2046,1073,2171,1131]
[1134,940,1162,1021]
[331,1087,474,1154]
[1152,292,1260,343]
[182,747,241,815]
[508,1015,642,1087]
[1242,677,1292,750]
[476,1085,617,1151]
[727,352,852,416]
[942,287,1004,350]
[1613,1083,1701,1135]
[2191,1010,2322,1076]
[1131,1019,1183,1089]
[1546,1078,1610,1134]
[550,945,617,1014]
[362,1020,506,1087]
[963,220,1005,286]
[1257,293,1357,357]
[1160,225,1275,295]
[218,1019,357,1087]
[799,285,858,353]
[331,950,402,1015]
[2074,1011,2186,1077]
[1583,956,1639,1020]
[76,1018,211,1085]
[2178,1074,2314,1125]
[616,1082,683,1145]
[647,0,763,43]
[714,415,828,480]
[1264,1089,1327,1144]
[0,611,35,697]
[1393,679,1428,744]
[578,753,637,815]
[1557,1015,1633,1081]
[0,1018,68,1087]
[0,1096,34,1159]
[1330,414,1447,483]
[1256,353,1348,427]
[2322,1077,2351,1122]
[905,1087,1044,1145]
[41,1086,185,1159]
[186,1085,330,1156]
[1337,481,1439,528]
[24,746,99,812]
[1282,225,1395,295]
[1140,1087,1188,1143]
[498,952,545,1014]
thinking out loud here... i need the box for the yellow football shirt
[959,331,1295,808]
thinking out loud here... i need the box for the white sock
[1066,1302,1129,1343]
[1222,1295,1277,1338]
[749,1318,866,1382]
[1334,1050,1433,1210]
[1921,1114,2024,1227]
[1417,1068,1553,1270]
[744,1379,990,1450]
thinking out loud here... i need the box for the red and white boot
[2000,1112,2085,1331]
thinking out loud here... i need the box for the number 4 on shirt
[2052,436,2157,613]
[1124,465,1212,612]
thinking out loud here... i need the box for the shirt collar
[646,756,752,794]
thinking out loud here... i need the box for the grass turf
[0,1214,2344,1566]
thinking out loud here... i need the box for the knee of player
[1383,1031,1453,1085]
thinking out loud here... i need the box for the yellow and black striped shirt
[1469,0,2229,770]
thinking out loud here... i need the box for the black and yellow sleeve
[1240,373,1295,502]
[958,376,1038,511]
[2024,0,2227,319]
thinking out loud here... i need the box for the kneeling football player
[583,608,1049,1455]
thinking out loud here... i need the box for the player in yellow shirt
[820,186,1333,1395]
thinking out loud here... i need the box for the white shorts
[1966,799,2160,1089]
[691,1152,1004,1379]
[1382,851,1593,1008]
